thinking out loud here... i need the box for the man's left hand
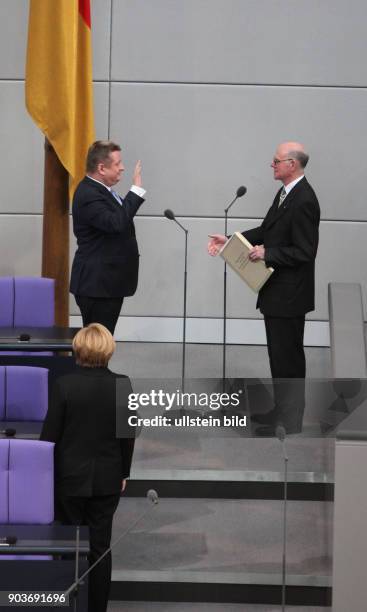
[249,245,265,261]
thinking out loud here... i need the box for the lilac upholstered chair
[0,440,8,523]
[7,439,54,523]
[0,439,54,560]
[0,276,55,356]
[14,277,55,328]
[0,277,55,327]
[0,366,48,422]
[0,366,49,422]
[0,366,5,421]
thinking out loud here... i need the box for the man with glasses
[208,141,320,434]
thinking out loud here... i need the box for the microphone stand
[222,194,240,392]
[73,526,80,612]
[64,490,158,604]
[165,213,188,393]
[276,426,288,612]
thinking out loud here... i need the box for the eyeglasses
[272,158,294,166]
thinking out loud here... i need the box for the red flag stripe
[79,0,91,28]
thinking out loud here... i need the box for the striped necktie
[111,190,123,206]
[278,187,287,208]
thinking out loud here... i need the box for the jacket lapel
[265,177,306,230]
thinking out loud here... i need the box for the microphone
[276,424,286,441]
[236,185,247,198]
[19,333,31,342]
[0,428,16,437]
[147,489,159,505]
[164,209,187,233]
[224,185,247,214]
[64,489,159,599]
[276,425,288,461]
[164,209,175,221]
[0,536,18,546]
[0,333,31,341]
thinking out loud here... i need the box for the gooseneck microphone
[276,424,288,612]
[0,536,18,546]
[64,490,159,600]
[0,428,16,437]
[164,209,175,220]
[224,185,247,214]
[222,186,247,389]
[0,333,31,342]
[164,209,188,234]
[19,333,31,342]
[164,209,189,393]
[147,489,159,505]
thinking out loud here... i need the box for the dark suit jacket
[242,177,320,317]
[70,176,145,298]
[40,367,135,497]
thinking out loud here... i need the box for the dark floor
[108,343,334,611]
[108,602,330,611]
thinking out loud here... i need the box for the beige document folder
[219,232,274,293]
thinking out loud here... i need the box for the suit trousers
[264,315,306,431]
[56,492,121,612]
[75,296,124,335]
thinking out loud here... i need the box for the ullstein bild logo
[127,389,241,411]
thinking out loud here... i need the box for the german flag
[25,0,95,197]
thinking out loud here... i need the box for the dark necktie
[278,187,287,207]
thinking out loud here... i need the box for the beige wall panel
[69,215,367,320]
[0,0,28,79]
[91,0,112,82]
[110,83,367,222]
[93,82,110,140]
[0,215,42,277]
[112,0,367,86]
[0,82,44,214]
[0,0,110,81]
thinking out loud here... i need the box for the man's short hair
[289,149,309,169]
[86,140,121,173]
[72,323,116,367]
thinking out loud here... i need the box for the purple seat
[0,277,14,326]
[0,441,8,523]
[0,276,55,356]
[5,366,48,421]
[14,277,55,328]
[0,439,54,524]
[8,440,54,524]
[0,439,54,561]
[0,366,5,420]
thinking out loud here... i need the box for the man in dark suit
[40,323,135,612]
[70,140,146,334]
[208,142,320,433]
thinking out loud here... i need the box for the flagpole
[42,138,70,327]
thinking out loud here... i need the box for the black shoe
[251,410,277,425]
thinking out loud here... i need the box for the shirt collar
[283,175,304,195]
[86,175,112,192]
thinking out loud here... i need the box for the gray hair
[288,149,309,168]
